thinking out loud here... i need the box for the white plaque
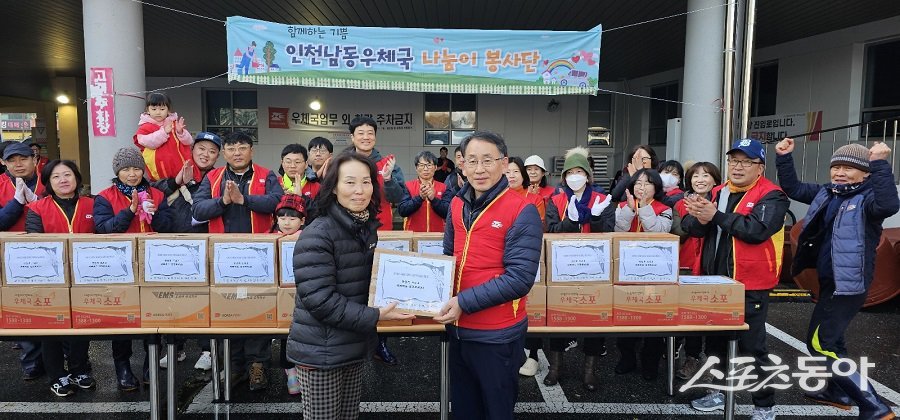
[617,240,679,283]
[212,242,276,284]
[280,241,297,286]
[71,241,135,285]
[550,240,611,282]
[376,240,410,252]
[416,240,444,255]
[369,250,455,316]
[3,241,67,285]
[143,239,206,283]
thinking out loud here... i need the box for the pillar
[83,0,146,194]
[679,0,726,165]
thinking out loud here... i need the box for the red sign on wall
[268,107,290,129]
[89,67,117,137]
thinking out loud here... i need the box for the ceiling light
[56,94,70,104]
[309,98,322,111]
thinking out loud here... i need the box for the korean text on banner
[89,67,117,137]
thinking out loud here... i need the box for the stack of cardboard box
[1,234,71,328]
[69,234,142,328]
[612,233,680,326]
[543,233,614,327]
[138,234,210,328]
[208,234,279,328]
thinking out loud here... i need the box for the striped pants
[296,362,364,420]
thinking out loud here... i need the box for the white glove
[566,195,579,221]
[23,182,38,203]
[13,178,26,204]
[141,200,155,215]
[590,195,612,216]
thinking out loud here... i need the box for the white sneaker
[691,391,725,412]
[194,351,212,371]
[159,351,186,369]
[518,357,539,376]
[751,406,776,420]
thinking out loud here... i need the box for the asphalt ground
[0,295,897,420]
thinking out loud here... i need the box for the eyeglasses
[282,159,306,167]
[224,145,251,153]
[464,157,504,169]
[634,181,653,187]
[727,158,762,168]
[633,156,652,162]
[416,163,435,169]
[309,148,329,155]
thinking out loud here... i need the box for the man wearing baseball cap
[776,138,898,420]
[682,138,790,419]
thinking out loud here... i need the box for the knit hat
[830,144,870,172]
[276,194,306,216]
[561,146,591,177]
[112,147,145,175]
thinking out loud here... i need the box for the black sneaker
[70,374,96,389]
[50,376,76,397]
[598,345,608,357]
[373,339,398,366]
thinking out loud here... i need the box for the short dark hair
[146,92,172,109]
[685,162,722,193]
[276,207,304,219]
[627,168,667,203]
[349,116,378,135]
[460,131,508,158]
[29,142,41,150]
[281,144,308,161]
[223,131,254,146]
[439,146,448,153]
[508,156,526,174]
[414,150,438,166]
[627,145,659,172]
[453,146,462,155]
[312,151,383,221]
[41,159,83,197]
[658,159,685,190]
[307,137,333,153]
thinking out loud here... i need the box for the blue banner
[227,16,601,95]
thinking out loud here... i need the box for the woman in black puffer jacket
[286,152,412,420]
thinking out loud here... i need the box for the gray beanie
[113,147,146,175]
[830,144,870,173]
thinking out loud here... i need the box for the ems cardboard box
[278,234,300,288]
[544,233,613,284]
[276,287,296,328]
[208,234,278,286]
[412,232,444,255]
[69,234,138,286]
[612,233,680,284]
[376,231,413,252]
[140,286,209,327]
[1,286,71,328]
[613,285,679,326]
[1,234,70,287]
[527,283,547,326]
[546,284,613,327]
[210,286,277,328]
[70,285,141,328]
[678,276,745,325]
[138,234,209,286]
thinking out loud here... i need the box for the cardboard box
[69,234,138,286]
[1,286,71,328]
[678,276,745,325]
[545,233,613,284]
[612,233,680,284]
[140,286,209,327]
[613,285,679,326]
[278,234,300,287]
[71,285,141,328]
[210,286,277,328]
[2,235,70,286]
[139,234,209,286]
[527,284,547,326]
[546,284,613,327]
[208,235,278,286]
[376,231,413,252]
[276,287,296,328]
[412,233,444,255]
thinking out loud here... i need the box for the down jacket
[286,202,380,369]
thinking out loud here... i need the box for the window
[424,93,476,146]
[204,90,258,142]
[750,62,778,117]
[648,82,680,149]
[587,94,613,146]
[862,39,900,137]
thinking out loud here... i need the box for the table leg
[440,333,449,420]
[223,338,231,402]
[148,342,160,420]
[167,342,176,420]
[210,339,221,402]
[667,336,675,396]
[724,338,738,420]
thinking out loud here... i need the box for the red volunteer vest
[551,190,607,233]
[451,189,530,330]
[97,185,165,233]
[511,187,546,223]
[375,157,394,231]
[27,196,95,233]
[537,185,556,202]
[133,122,192,181]
[617,199,670,232]
[674,199,702,275]
[206,164,273,234]
[710,178,784,290]
[0,173,45,231]
[403,179,446,232]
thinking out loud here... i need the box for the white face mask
[660,173,679,192]
[565,174,588,191]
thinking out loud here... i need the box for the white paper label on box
[372,253,453,314]
[618,240,679,283]
[550,240,611,282]
[236,287,248,299]
[71,241,135,284]
[144,239,207,283]
[679,275,735,284]
[213,243,275,284]
[416,240,445,256]
[280,241,297,286]
[376,240,410,252]
[3,241,67,285]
